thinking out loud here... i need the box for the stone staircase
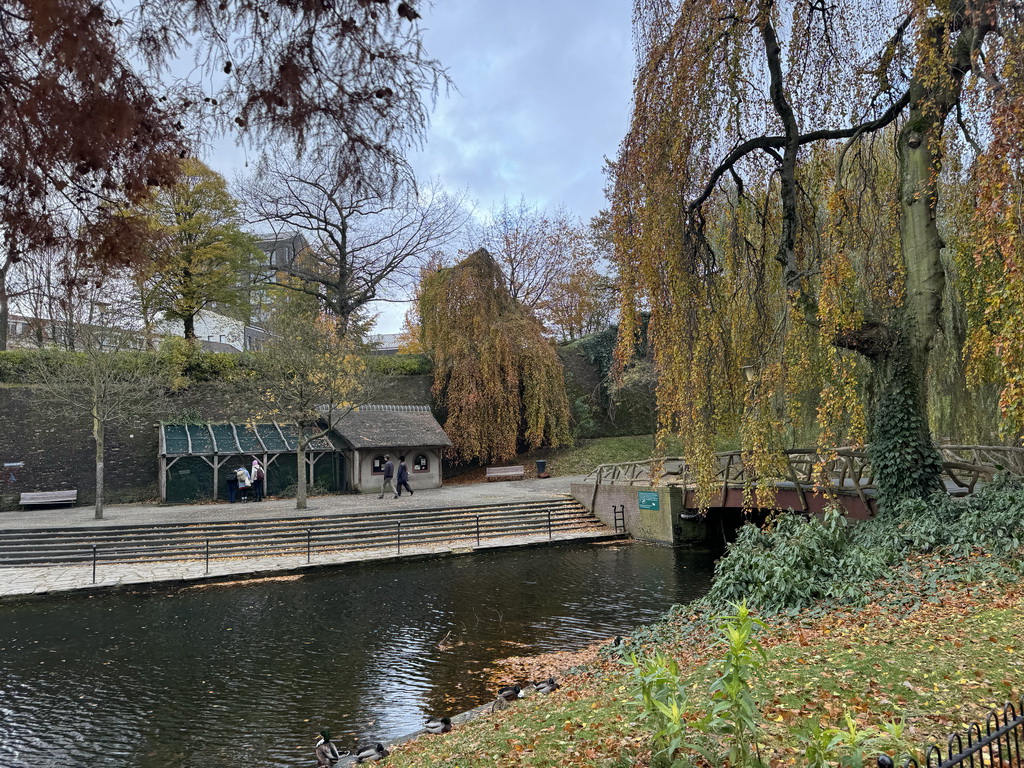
[0,498,618,567]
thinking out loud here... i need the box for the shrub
[705,508,891,614]
[704,479,1024,615]
[362,353,432,376]
[0,350,38,382]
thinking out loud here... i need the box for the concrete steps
[0,498,612,567]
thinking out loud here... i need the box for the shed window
[413,453,429,472]
[371,455,388,474]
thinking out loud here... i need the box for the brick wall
[0,377,434,511]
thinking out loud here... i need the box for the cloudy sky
[208,1,637,334]
[409,1,635,222]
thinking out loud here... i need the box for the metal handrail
[583,445,1021,497]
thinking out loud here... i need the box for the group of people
[377,454,414,499]
[226,458,266,503]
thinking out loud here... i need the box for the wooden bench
[20,490,78,509]
[486,466,525,482]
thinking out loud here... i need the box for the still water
[0,541,717,768]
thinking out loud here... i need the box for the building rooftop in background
[366,333,401,355]
[254,231,309,271]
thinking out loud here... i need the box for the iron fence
[881,698,1024,768]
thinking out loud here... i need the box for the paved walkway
[0,474,588,530]
[0,476,615,601]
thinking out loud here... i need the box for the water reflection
[0,541,716,768]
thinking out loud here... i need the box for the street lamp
[739,364,756,383]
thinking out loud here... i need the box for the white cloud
[204,1,635,335]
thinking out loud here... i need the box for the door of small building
[334,452,347,492]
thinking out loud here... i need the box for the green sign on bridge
[638,490,660,510]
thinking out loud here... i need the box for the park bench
[20,490,78,509]
[486,465,525,482]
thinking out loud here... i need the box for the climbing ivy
[867,347,944,510]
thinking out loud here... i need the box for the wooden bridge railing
[583,445,1024,501]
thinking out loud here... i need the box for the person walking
[315,729,342,768]
[251,458,265,502]
[378,454,397,499]
[396,455,413,497]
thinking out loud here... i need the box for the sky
[206,1,637,335]
[409,0,635,223]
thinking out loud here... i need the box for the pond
[0,541,717,768]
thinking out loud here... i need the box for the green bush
[362,353,432,376]
[0,350,39,382]
[705,509,891,613]
[859,476,1024,559]
[704,478,1024,615]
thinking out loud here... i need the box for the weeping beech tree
[418,249,571,464]
[612,0,1024,508]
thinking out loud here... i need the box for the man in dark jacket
[226,470,239,503]
[396,455,413,497]
[378,454,397,499]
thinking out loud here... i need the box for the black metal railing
[881,698,1024,768]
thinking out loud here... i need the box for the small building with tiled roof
[332,404,451,493]
[157,406,450,502]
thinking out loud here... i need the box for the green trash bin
[536,459,547,476]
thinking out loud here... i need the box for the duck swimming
[424,716,452,734]
[354,742,390,763]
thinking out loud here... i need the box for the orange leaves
[419,249,571,464]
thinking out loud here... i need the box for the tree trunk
[866,341,944,507]
[296,438,307,510]
[863,64,954,508]
[0,264,8,352]
[93,407,105,520]
[184,313,196,340]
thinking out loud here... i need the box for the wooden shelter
[158,422,343,503]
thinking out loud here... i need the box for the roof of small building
[160,422,335,457]
[200,340,242,354]
[332,404,451,450]
[366,332,402,350]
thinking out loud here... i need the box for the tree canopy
[242,153,467,335]
[26,313,168,518]
[418,249,571,464]
[249,288,368,509]
[0,0,441,347]
[611,0,1024,507]
[135,159,260,339]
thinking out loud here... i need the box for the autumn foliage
[611,0,1024,506]
[418,249,571,464]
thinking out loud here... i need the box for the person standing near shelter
[378,454,397,499]
[251,458,265,502]
[226,469,239,503]
[396,455,413,497]
[236,466,252,502]
[315,729,342,768]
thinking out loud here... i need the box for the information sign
[638,490,660,510]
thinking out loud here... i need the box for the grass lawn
[383,553,1024,767]
[444,434,666,484]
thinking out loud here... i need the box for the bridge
[583,445,1024,520]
